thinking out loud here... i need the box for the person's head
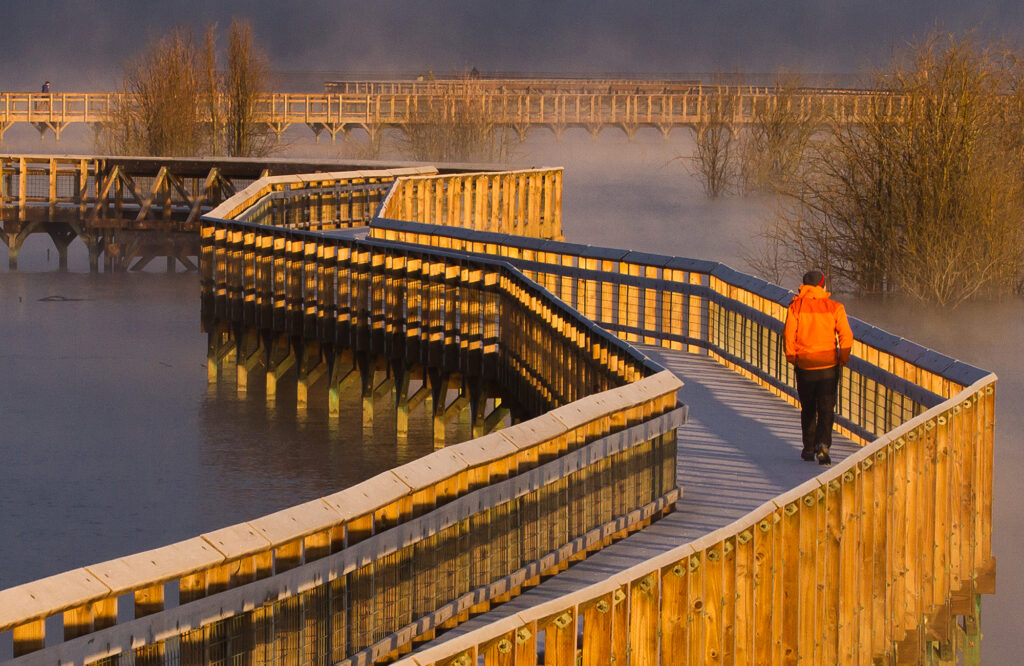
[802,270,825,287]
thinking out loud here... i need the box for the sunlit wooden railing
[371,217,996,665]
[377,169,563,240]
[0,170,682,666]
[0,164,995,666]
[0,86,895,143]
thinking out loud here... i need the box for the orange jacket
[784,284,853,370]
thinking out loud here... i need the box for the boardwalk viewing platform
[0,80,888,144]
[0,162,996,665]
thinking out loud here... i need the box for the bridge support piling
[405,372,431,432]
[47,230,74,272]
[483,399,510,434]
[206,325,236,384]
[87,241,101,272]
[235,330,264,395]
[358,352,375,429]
[429,371,471,448]
[328,351,358,418]
[393,363,412,440]
[265,335,296,405]
[297,343,327,413]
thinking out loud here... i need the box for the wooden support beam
[236,332,264,395]
[265,339,296,403]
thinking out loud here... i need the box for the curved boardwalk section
[0,167,996,666]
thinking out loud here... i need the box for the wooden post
[933,414,951,610]
[135,583,164,617]
[18,156,27,221]
[48,158,57,220]
[515,622,538,666]
[630,574,659,665]
[753,515,775,664]
[687,553,706,665]
[703,543,724,665]
[821,480,842,664]
[582,595,614,666]
[12,619,45,657]
[891,437,909,645]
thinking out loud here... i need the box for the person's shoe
[817,445,832,466]
[801,447,816,461]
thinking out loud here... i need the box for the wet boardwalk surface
[412,345,859,652]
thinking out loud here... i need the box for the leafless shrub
[752,33,1024,306]
[686,88,739,198]
[398,78,516,163]
[99,28,205,156]
[740,74,818,194]
[224,19,273,157]
[98,21,272,158]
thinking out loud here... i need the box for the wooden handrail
[0,169,995,666]
[0,87,898,143]
[372,217,990,443]
[0,170,675,663]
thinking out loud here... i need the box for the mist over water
[1,129,1021,660]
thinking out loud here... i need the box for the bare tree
[752,33,1024,306]
[99,28,205,156]
[398,78,516,163]
[740,74,818,194]
[201,25,221,156]
[224,18,273,157]
[687,87,739,198]
[98,21,272,158]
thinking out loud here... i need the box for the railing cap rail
[0,569,110,631]
[322,471,414,518]
[246,498,347,546]
[390,449,467,490]
[208,166,437,221]
[450,431,519,469]
[663,255,722,274]
[620,250,673,268]
[200,523,273,561]
[86,537,224,597]
[496,413,569,450]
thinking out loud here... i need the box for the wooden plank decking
[408,344,858,653]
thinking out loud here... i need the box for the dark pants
[795,366,839,452]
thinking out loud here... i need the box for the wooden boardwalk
[408,344,857,653]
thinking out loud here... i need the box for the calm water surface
[0,265,440,590]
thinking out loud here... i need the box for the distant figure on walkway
[41,81,50,93]
[784,269,853,465]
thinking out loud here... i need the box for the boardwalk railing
[371,217,996,664]
[0,170,682,665]
[377,169,563,240]
[1,86,893,142]
[0,166,996,665]
[372,219,989,444]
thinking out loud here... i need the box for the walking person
[37,81,51,113]
[783,270,853,465]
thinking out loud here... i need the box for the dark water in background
[1,129,1021,660]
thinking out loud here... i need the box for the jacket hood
[796,284,831,299]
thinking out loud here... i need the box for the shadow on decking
[408,346,863,645]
